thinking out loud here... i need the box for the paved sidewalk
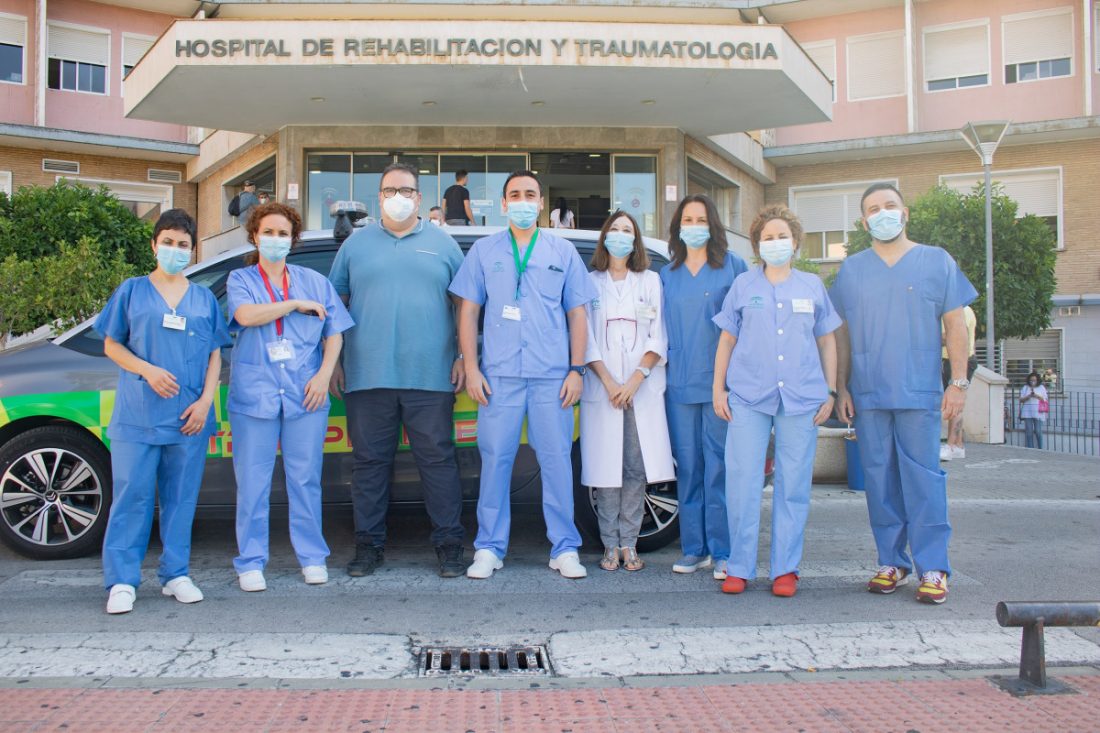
[1,672,1098,732]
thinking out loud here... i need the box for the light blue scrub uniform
[227,264,354,574]
[713,266,841,581]
[448,228,597,559]
[829,244,976,577]
[660,252,747,561]
[94,276,231,590]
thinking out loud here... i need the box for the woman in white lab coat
[580,211,675,572]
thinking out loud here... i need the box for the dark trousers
[345,389,465,548]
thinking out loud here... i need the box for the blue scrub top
[329,219,464,393]
[829,244,977,411]
[448,228,597,379]
[660,252,748,404]
[94,276,231,444]
[713,266,841,416]
[226,264,354,420]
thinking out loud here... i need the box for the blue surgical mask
[867,209,905,243]
[258,235,292,263]
[156,245,191,275]
[759,238,794,267]
[507,201,539,229]
[680,225,710,249]
[604,231,635,259]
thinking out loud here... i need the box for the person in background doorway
[550,198,575,229]
[237,180,260,224]
[95,208,231,615]
[429,206,445,226]
[660,194,748,581]
[443,170,474,226]
[940,305,977,461]
[257,191,271,206]
[1020,371,1048,449]
[580,211,674,572]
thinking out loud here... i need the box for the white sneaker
[672,554,713,573]
[106,584,136,614]
[713,559,728,580]
[161,576,203,604]
[238,569,267,592]
[302,565,328,585]
[951,445,966,459]
[939,443,953,462]
[466,549,503,579]
[549,551,588,579]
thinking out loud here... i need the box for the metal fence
[1003,389,1100,456]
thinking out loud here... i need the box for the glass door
[611,154,659,237]
[440,154,528,226]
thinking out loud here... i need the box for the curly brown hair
[748,204,804,258]
[243,202,302,265]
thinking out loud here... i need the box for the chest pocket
[534,266,565,300]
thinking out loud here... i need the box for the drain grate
[419,645,551,677]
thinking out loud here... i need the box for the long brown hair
[243,202,302,266]
[667,194,729,269]
[591,210,650,273]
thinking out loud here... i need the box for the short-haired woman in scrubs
[227,202,353,592]
[96,208,231,614]
[660,194,748,580]
[712,205,840,597]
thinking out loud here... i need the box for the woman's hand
[303,370,331,411]
[295,300,328,319]
[813,396,835,426]
[142,365,179,398]
[713,387,732,422]
[612,372,644,409]
[179,396,212,435]
[466,367,492,406]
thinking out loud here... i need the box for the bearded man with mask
[328,163,468,578]
[829,183,977,605]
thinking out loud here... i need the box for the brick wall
[194,137,278,252]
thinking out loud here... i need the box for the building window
[0,14,26,84]
[801,39,836,102]
[0,171,11,196]
[1003,329,1062,389]
[846,31,906,101]
[687,159,740,234]
[47,23,109,95]
[1002,8,1074,84]
[923,21,989,92]
[789,182,884,260]
[122,34,154,80]
[940,168,1062,249]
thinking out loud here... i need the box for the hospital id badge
[266,338,295,362]
[502,305,522,321]
[792,298,814,314]
[162,313,186,330]
[636,304,658,320]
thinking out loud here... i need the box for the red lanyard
[257,265,289,337]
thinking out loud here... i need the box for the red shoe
[721,576,746,594]
[772,573,798,597]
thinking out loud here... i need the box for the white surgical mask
[383,193,417,222]
[258,235,292,263]
[759,238,794,267]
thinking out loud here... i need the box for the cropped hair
[860,182,905,214]
[152,208,197,248]
[502,170,542,198]
[748,204,804,257]
[381,162,419,187]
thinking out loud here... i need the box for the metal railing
[1003,389,1100,456]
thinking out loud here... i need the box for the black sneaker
[436,544,465,578]
[346,544,384,577]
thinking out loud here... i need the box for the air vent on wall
[1058,306,1081,317]
[148,168,182,184]
[42,158,79,174]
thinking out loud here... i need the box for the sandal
[600,547,620,571]
[621,547,644,571]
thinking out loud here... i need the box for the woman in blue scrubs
[712,205,840,597]
[96,208,231,615]
[660,194,747,579]
[227,202,353,592]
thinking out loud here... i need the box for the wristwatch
[949,378,970,391]
[828,389,838,399]
[637,366,652,379]
[569,365,587,376]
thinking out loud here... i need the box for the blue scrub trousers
[230,409,331,573]
[725,403,817,581]
[474,376,581,559]
[667,400,729,560]
[854,408,951,577]
[102,438,207,590]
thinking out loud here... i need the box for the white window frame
[0,170,12,195]
[788,178,898,262]
[1001,6,1075,84]
[801,39,837,102]
[1095,2,1099,72]
[922,19,991,93]
[846,30,907,102]
[938,167,1063,250]
[121,32,155,81]
[46,20,110,96]
[60,175,173,211]
[0,12,27,86]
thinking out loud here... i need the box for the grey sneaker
[672,554,713,573]
[712,559,728,580]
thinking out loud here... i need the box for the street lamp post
[960,121,1010,372]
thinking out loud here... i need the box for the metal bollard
[992,601,1100,696]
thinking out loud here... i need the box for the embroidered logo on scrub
[493,261,504,273]
[747,296,765,309]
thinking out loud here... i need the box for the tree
[844,184,1057,341]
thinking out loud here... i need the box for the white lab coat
[580,269,675,488]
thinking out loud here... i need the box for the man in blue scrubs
[449,170,597,579]
[831,183,977,604]
[330,163,468,578]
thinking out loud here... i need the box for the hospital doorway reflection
[531,152,611,231]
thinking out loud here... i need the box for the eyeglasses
[381,187,418,198]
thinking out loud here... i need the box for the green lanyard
[509,228,538,301]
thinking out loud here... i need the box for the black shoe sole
[438,565,464,578]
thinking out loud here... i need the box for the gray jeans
[595,406,647,550]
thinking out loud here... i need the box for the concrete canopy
[125,20,832,136]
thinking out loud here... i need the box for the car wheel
[0,425,112,560]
